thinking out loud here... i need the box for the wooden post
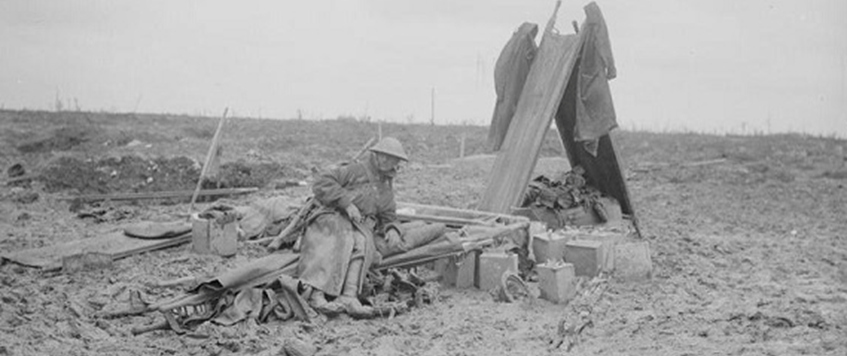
[190,108,228,212]
[460,133,466,158]
[430,87,435,125]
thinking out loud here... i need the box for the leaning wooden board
[1,229,191,270]
[478,4,582,214]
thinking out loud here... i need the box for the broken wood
[190,107,229,211]
[59,187,258,202]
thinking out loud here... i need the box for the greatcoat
[296,154,398,297]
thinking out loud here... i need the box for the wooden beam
[59,187,258,202]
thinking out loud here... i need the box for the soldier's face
[375,153,402,173]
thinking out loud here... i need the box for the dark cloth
[487,22,538,152]
[297,154,397,297]
[575,2,617,156]
[152,252,305,330]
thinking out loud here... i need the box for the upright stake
[430,87,435,125]
[460,133,466,158]
[190,108,229,213]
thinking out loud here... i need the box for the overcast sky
[1,0,845,136]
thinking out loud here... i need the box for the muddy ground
[1,110,846,355]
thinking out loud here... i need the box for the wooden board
[60,187,258,202]
[1,230,191,270]
[397,202,528,226]
[478,10,582,214]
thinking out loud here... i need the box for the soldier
[297,137,412,316]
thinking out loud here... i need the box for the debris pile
[518,166,621,229]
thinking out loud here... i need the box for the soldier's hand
[384,228,408,254]
[345,204,363,223]
[385,228,401,243]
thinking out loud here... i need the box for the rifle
[265,138,373,251]
[265,198,318,251]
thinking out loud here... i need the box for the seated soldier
[297,137,435,316]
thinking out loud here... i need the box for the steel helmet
[369,137,408,161]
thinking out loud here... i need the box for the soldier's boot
[308,289,342,315]
[336,258,373,318]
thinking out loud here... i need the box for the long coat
[296,155,398,297]
[487,22,538,152]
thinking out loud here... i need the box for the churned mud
[1,110,845,355]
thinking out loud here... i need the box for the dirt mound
[3,111,846,356]
[203,160,306,189]
[40,155,200,194]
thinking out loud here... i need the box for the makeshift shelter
[480,1,636,233]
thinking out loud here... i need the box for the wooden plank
[396,212,496,227]
[2,173,39,186]
[397,202,525,224]
[0,230,191,270]
[58,187,258,202]
[478,1,582,214]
